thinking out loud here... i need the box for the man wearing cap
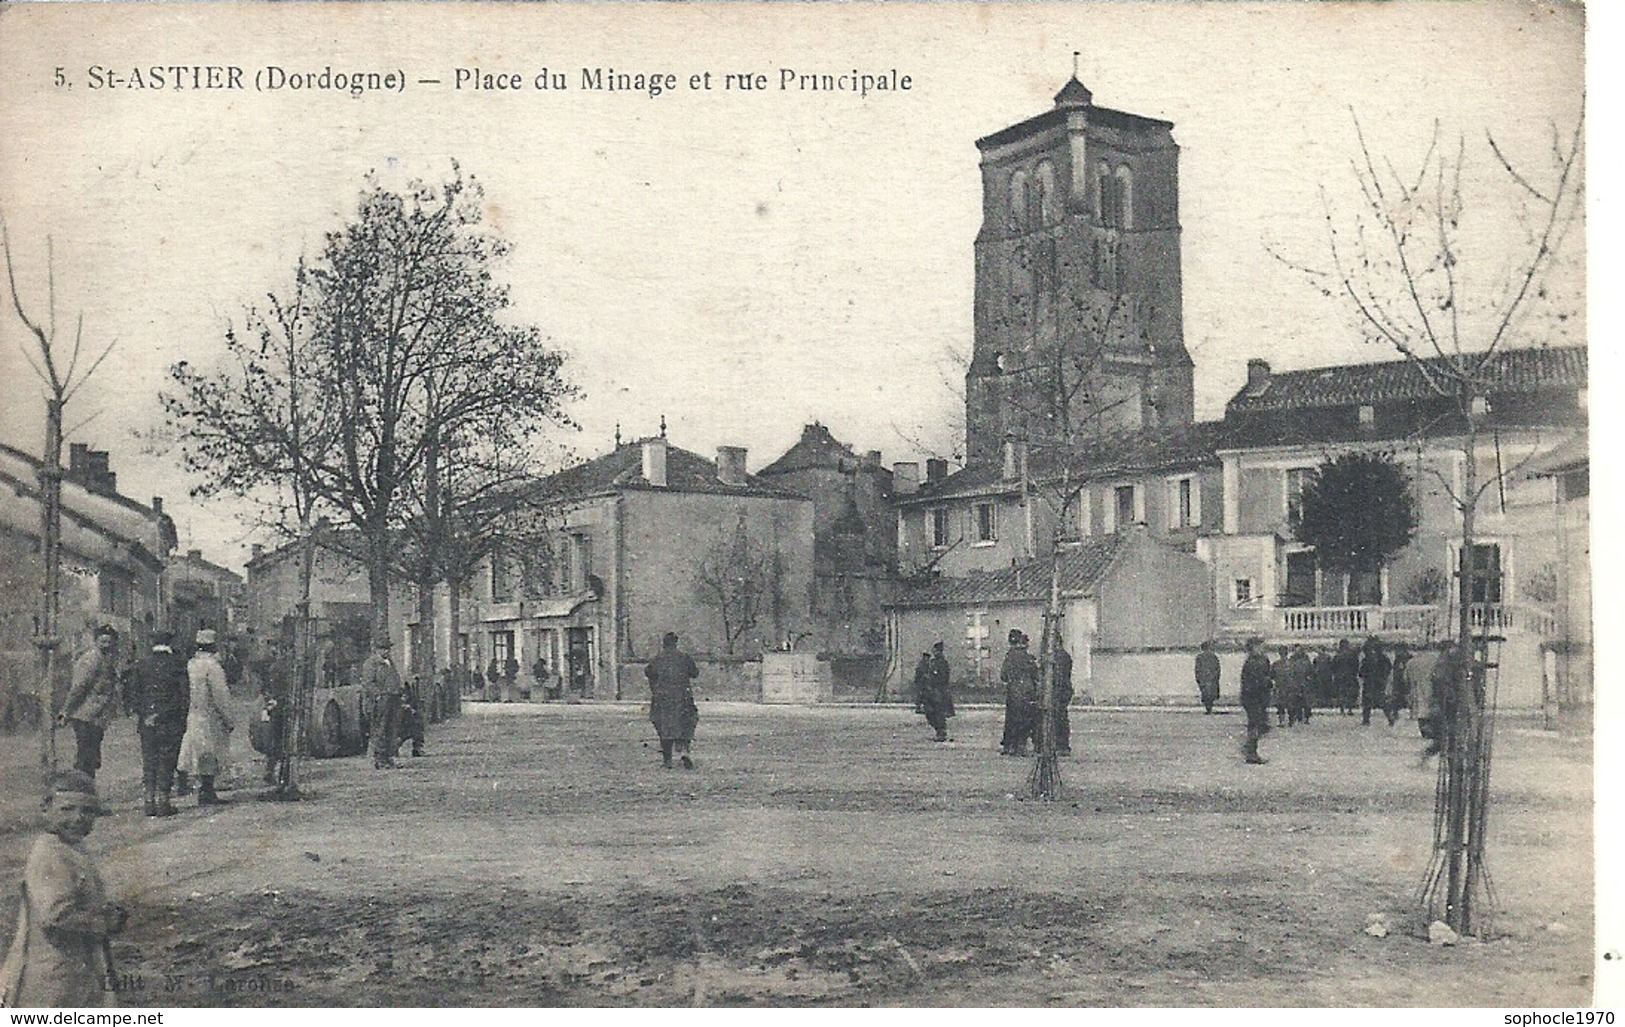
[126,630,189,817]
[646,632,699,769]
[359,632,402,770]
[178,630,234,805]
[58,626,123,781]
[1,771,128,1006]
[999,630,1039,756]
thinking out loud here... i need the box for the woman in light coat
[177,629,234,805]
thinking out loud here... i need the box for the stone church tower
[965,77,1194,465]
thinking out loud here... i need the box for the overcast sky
[0,2,1589,572]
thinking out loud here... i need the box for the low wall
[619,656,762,703]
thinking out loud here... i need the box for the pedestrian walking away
[1332,639,1360,715]
[647,632,700,768]
[1194,640,1221,714]
[178,630,235,805]
[999,630,1039,756]
[126,630,189,817]
[359,633,403,770]
[59,625,123,782]
[1239,636,1273,765]
[1386,643,1413,726]
[1,771,128,1008]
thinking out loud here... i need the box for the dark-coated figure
[917,642,955,742]
[1286,646,1314,726]
[1332,639,1360,715]
[1359,636,1391,727]
[126,630,189,817]
[647,632,700,769]
[1239,636,1273,765]
[394,679,425,759]
[1050,642,1074,756]
[1385,643,1413,726]
[999,630,1039,756]
[1271,646,1292,727]
[1194,640,1221,714]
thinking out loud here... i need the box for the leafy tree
[1294,452,1418,574]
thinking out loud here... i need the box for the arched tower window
[1035,161,1058,225]
[1009,170,1030,232]
[1114,165,1134,230]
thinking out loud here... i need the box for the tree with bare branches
[1291,110,1584,936]
[2,214,118,786]
[695,512,771,656]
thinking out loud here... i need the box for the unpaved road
[0,702,1595,1006]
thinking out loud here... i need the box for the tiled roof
[528,439,804,502]
[887,534,1128,608]
[900,421,1225,505]
[756,423,885,478]
[1226,345,1587,414]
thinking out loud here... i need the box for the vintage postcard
[0,0,1609,1011]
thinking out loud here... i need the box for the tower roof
[1053,76,1093,108]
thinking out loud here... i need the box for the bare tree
[162,263,336,796]
[1295,110,1584,936]
[2,213,117,785]
[695,512,771,656]
[992,236,1146,800]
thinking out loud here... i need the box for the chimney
[151,497,163,515]
[1001,438,1027,482]
[69,443,89,475]
[188,548,202,562]
[642,437,668,488]
[251,544,264,561]
[1246,358,1271,390]
[863,449,882,469]
[925,458,948,485]
[716,446,748,486]
[893,462,920,496]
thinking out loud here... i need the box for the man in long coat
[1,771,127,1007]
[178,630,234,805]
[1050,642,1074,756]
[918,642,955,743]
[1194,640,1221,714]
[1239,636,1273,765]
[1359,636,1391,727]
[59,625,122,781]
[126,630,189,817]
[999,630,1039,756]
[646,632,699,769]
[359,634,402,770]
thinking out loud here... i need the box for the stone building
[965,76,1193,465]
[462,433,815,700]
[755,423,895,661]
[162,547,246,642]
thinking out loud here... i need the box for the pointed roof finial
[614,422,622,447]
[659,414,667,439]
[1073,50,1080,78]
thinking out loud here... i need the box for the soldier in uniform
[394,677,425,758]
[999,630,1039,756]
[59,625,122,782]
[1194,640,1221,714]
[1332,638,1360,715]
[646,632,699,769]
[178,630,234,806]
[126,630,189,817]
[1240,636,1273,765]
[359,633,402,770]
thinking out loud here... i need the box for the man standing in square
[58,625,122,782]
